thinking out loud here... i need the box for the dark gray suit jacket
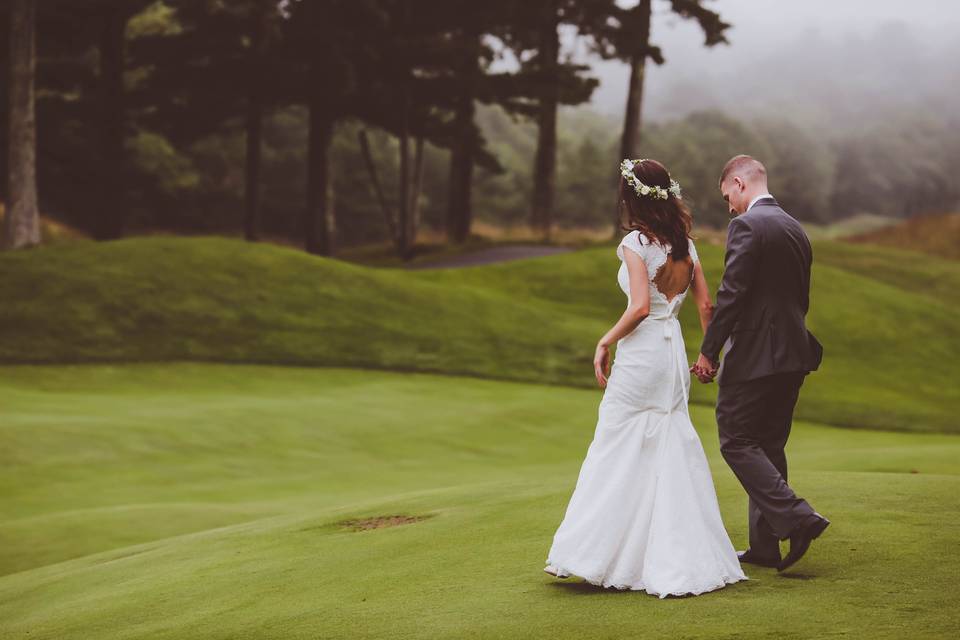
[700,197,823,386]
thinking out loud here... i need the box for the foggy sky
[578,0,960,119]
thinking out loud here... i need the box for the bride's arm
[600,250,651,347]
[689,261,715,335]
[594,250,650,388]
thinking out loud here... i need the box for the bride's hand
[594,342,610,389]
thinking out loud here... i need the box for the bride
[543,158,747,597]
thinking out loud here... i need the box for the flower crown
[620,159,682,200]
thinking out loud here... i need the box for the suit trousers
[716,371,815,558]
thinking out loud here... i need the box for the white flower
[619,158,683,202]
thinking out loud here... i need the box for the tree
[616,0,657,164]
[244,1,270,242]
[504,0,598,240]
[3,0,40,250]
[373,1,505,251]
[27,0,154,240]
[603,0,729,234]
[436,1,536,245]
[94,1,134,240]
[285,0,516,252]
[280,0,394,255]
[0,8,8,209]
[529,0,560,239]
[396,1,529,245]
[444,21,483,244]
[130,0,284,242]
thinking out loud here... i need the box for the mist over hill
[584,2,960,130]
[502,4,960,228]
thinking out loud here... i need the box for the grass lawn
[1,363,958,639]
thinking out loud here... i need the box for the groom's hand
[691,353,718,384]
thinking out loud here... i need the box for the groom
[692,155,828,572]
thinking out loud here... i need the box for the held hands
[594,342,611,389]
[596,344,716,387]
[690,353,718,384]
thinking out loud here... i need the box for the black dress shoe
[777,513,830,572]
[737,549,780,568]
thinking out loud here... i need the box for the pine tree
[609,0,729,234]
[505,0,599,240]
[3,0,40,249]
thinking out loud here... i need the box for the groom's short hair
[719,155,767,186]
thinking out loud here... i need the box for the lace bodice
[616,230,699,319]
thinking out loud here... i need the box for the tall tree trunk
[394,2,413,259]
[397,80,411,259]
[326,179,336,253]
[358,129,397,242]
[619,0,651,160]
[445,124,475,244]
[409,136,424,247]
[243,0,268,242]
[3,0,39,250]
[305,92,333,256]
[614,0,652,236]
[0,9,9,207]
[531,0,559,241]
[445,29,480,244]
[96,6,128,240]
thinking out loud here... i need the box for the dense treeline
[0,0,728,254]
[421,106,960,231]
[3,2,956,254]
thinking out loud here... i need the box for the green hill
[0,235,957,432]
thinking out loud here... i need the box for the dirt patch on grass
[337,514,431,531]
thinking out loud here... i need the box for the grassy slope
[0,237,598,381]
[801,213,897,241]
[815,239,960,302]
[1,364,958,639]
[1,235,957,432]
[413,238,960,432]
[846,212,960,261]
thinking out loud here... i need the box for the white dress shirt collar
[747,193,774,211]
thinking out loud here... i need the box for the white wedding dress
[544,230,747,597]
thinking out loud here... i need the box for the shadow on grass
[546,580,745,598]
[545,569,824,595]
[547,581,647,596]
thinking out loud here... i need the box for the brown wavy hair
[617,158,693,261]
